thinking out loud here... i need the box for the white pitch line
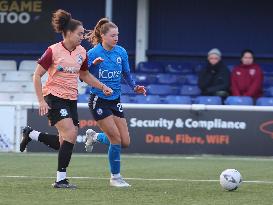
[2,153,273,162]
[0,175,273,184]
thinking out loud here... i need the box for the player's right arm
[34,48,52,116]
[33,65,50,116]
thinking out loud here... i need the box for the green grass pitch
[0,153,273,205]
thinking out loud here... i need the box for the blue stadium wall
[0,0,136,64]
[148,0,273,61]
[0,0,272,64]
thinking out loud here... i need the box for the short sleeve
[87,49,96,66]
[80,54,88,71]
[37,48,53,70]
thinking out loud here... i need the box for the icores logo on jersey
[99,69,122,79]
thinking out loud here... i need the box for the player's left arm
[121,49,146,96]
[80,56,112,96]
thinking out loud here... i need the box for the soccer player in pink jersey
[20,9,112,189]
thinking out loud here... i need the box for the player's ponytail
[51,9,82,36]
[86,18,117,46]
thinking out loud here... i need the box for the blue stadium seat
[180,85,201,96]
[156,74,179,84]
[121,84,135,95]
[194,96,222,105]
[164,95,192,104]
[147,84,175,95]
[256,97,273,106]
[260,63,273,75]
[131,73,157,84]
[120,95,133,103]
[263,76,273,87]
[185,74,198,85]
[227,65,235,72]
[176,75,187,85]
[78,94,89,103]
[135,95,162,104]
[164,62,193,74]
[225,96,253,105]
[264,87,273,97]
[193,63,205,73]
[136,62,164,73]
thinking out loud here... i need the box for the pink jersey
[38,42,88,100]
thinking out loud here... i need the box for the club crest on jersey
[116,57,122,64]
[249,69,256,76]
[60,109,68,117]
[96,108,103,115]
[77,54,83,65]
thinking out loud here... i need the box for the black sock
[38,133,60,150]
[58,140,74,172]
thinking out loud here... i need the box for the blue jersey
[87,43,136,100]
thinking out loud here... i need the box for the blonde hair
[85,18,118,46]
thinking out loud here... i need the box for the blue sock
[108,144,121,174]
[97,133,110,145]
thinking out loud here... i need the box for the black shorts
[44,94,79,127]
[88,94,125,121]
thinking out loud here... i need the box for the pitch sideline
[0,175,272,184]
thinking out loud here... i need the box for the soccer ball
[220,169,242,191]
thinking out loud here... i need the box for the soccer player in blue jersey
[85,18,146,187]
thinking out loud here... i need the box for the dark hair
[240,49,255,59]
[51,9,82,35]
[85,18,118,46]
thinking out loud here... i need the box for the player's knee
[110,138,122,145]
[121,137,130,148]
[63,127,78,143]
[107,133,121,144]
[121,141,130,148]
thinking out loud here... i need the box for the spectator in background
[198,48,230,99]
[231,49,263,99]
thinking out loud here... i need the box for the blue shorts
[88,94,125,121]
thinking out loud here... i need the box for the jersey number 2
[117,103,123,112]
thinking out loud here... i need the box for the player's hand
[92,57,104,65]
[134,85,146,96]
[39,100,50,116]
[102,85,113,96]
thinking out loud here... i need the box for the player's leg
[52,118,77,189]
[20,94,66,152]
[85,95,111,151]
[51,100,79,189]
[113,116,130,148]
[86,115,129,150]
[20,126,60,152]
[85,99,128,150]
[85,127,128,149]
[85,129,110,152]
[111,100,130,148]
[97,116,130,187]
